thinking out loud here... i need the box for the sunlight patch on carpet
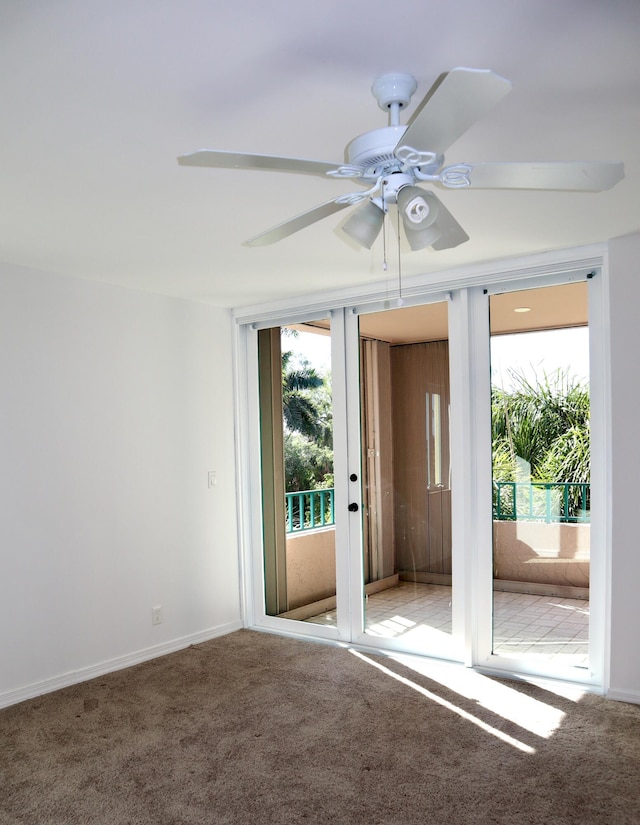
[385,652,579,739]
[350,648,537,754]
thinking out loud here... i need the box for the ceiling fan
[178,68,624,252]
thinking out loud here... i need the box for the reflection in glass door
[257,321,336,626]
[489,282,590,669]
[356,303,454,657]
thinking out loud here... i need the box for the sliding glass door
[244,268,603,685]
[257,320,337,627]
[487,282,591,669]
[251,302,460,660]
[354,303,456,659]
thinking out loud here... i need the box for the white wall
[5,237,640,707]
[0,265,241,706]
[607,233,640,703]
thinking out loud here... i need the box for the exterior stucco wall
[285,528,336,609]
[493,521,589,588]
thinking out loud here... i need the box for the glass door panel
[257,321,336,626]
[356,303,454,656]
[489,282,590,669]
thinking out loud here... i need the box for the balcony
[283,485,590,644]
[305,581,589,666]
[286,482,591,534]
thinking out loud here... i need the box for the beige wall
[285,519,590,610]
[391,339,451,575]
[493,521,590,588]
[285,528,336,609]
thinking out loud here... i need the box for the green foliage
[538,424,590,485]
[492,439,516,482]
[492,368,590,480]
[283,431,333,493]
[492,368,590,517]
[281,351,325,441]
[281,346,333,493]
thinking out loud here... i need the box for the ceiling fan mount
[370,72,417,113]
[178,68,624,252]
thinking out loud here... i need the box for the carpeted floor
[2,629,639,824]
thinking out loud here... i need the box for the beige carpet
[2,629,640,824]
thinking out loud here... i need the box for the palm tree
[280,344,334,493]
[281,350,324,440]
[492,368,590,518]
[492,368,589,478]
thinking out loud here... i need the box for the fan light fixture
[342,200,386,248]
[397,186,441,251]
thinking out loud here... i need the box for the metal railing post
[284,488,337,534]
[492,481,590,524]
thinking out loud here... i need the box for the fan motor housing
[345,126,407,181]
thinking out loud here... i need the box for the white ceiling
[2,1,639,308]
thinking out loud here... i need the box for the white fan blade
[398,68,512,155]
[178,149,339,177]
[430,196,470,251]
[462,161,624,191]
[243,199,352,247]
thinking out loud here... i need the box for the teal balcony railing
[285,488,335,534]
[284,482,589,533]
[493,481,590,524]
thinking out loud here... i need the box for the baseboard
[605,686,640,705]
[365,574,400,594]
[399,571,453,586]
[0,619,243,710]
[279,575,400,622]
[399,571,588,599]
[493,579,589,600]
[280,596,336,621]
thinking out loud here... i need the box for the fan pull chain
[381,184,388,272]
[382,216,387,271]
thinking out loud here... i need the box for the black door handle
[348,502,359,512]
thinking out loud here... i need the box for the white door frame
[233,245,609,690]
[462,271,607,687]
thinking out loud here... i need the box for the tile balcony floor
[308,581,589,667]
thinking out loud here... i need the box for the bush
[492,368,590,518]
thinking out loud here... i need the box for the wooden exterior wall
[360,339,395,582]
[390,340,452,578]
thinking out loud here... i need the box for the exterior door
[487,281,591,670]
[242,267,605,688]
[345,301,459,660]
[255,319,339,633]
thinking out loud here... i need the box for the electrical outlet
[151,605,163,626]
